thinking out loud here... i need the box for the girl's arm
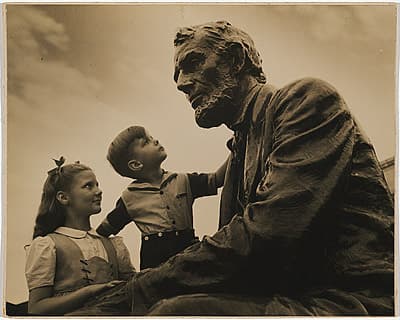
[25,236,123,315]
[28,280,123,315]
[215,156,229,188]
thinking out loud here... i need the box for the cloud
[8,7,95,101]
[7,6,68,55]
[6,6,120,145]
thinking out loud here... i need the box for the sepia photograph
[3,3,396,316]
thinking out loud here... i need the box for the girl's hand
[87,280,125,295]
[28,280,126,316]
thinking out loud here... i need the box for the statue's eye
[183,53,205,72]
[189,57,200,66]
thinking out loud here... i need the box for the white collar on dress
[54,226,101,239]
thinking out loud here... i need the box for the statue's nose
[176,73,194,94]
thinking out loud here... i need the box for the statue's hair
[174,21,266,83]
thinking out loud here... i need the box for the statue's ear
[226,42,246,75]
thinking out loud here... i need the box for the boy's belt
[142,229,195,241]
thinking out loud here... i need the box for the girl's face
[65,170,102,216]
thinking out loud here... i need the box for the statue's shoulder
[280,77,340,96]
[270,77,342,108]
[268,77,347,122]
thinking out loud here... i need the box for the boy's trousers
[140,229,198,269]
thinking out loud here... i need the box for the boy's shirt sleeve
[96,198,132,237]
[187,172,217,199]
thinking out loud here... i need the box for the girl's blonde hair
[33,161,91,239]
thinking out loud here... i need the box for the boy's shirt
[97,171,217,237]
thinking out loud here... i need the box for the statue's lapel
[243,129,261,203]
[243,84,276,202]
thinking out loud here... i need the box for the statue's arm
[244,78,355,246]
[132,78,355,310]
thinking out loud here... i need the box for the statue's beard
[194,74,240,128]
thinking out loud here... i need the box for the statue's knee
[149,294,208,315]
[148,297,185,315]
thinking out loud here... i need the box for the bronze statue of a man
[72,21,394,316]
[132,21,394,316]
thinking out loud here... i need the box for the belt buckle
[158,232,163,238]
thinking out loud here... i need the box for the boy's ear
[128,159,143,172]
[56,191,69,205]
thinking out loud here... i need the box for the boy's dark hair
[107,126,146,178]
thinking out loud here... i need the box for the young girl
[25,158,135,315]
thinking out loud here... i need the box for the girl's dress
[25,226,135,315]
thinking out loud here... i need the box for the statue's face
[174,33,239,128]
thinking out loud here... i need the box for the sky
[5,4,397,303]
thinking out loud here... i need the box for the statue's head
[173,21,266,128]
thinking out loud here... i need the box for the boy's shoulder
[121,172,189,200]
[124,171,185,191]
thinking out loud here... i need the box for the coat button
[144,236,149,241]
[160,190,164,195]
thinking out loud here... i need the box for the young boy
[96,126,227,270]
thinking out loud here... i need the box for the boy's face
[129,131,167,169]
